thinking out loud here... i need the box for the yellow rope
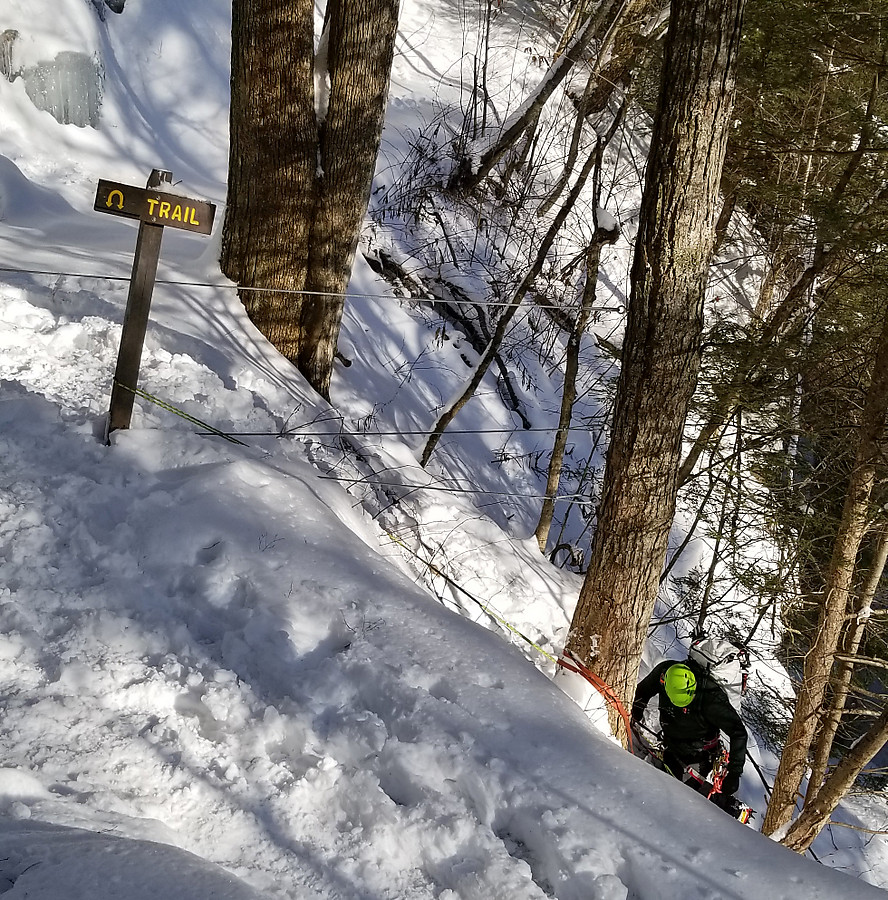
[385,530,558,664]
[113,380,249,446]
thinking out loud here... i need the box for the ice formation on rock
[21,51,103,128]
[1,28,103,128]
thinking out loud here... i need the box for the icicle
[0,30,17,82]
[21,52,103,128]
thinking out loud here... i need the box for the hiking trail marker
[95,169,216,442]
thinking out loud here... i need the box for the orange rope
[707,745,729,799]
[557,650,635,754]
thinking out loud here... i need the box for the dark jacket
[632,658,748,778]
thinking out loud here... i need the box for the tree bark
[299,0,400,396]
[805,524,888,804]
[535,224,619,552]
[763,300,888,836]
[222,0,399,399]
[782,702,888,853]
[221,0,316,356]
[566,0,746,740]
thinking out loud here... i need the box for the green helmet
[662,663,697,707]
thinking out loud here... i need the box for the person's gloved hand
[717,771,740,799]
[711,791,736,812]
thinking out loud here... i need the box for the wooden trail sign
[95,179,215,235]
[98,169,216,441]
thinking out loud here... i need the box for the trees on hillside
[782,700,888,852]
[216,0,888,842]
[391,0,888,847]
[451,0,661,195]
[655,0,888,839]
[534,122,622,552]
[806,523,888,805]
[679,0,888,485]
[419,139,603,467]
[565,0,747,738]
[762,301,888,836]
[221,0,399,399]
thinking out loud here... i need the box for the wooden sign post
[95,169,216,442]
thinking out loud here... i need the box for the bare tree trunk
[452,0,637,192]
[582,0,669,115]
[538,0,667,218]
[421,142,601,468]
[534,109,625,550]
[695,424,741,633]
[554,1,598,57]
[535,222,619,551]
[222,0,399,400]
[659,448,721,585]
[782,702,888,853]
[221,0,316,356]
[298,0,400,397]
[763,301,888,836]
[566,0,746,741]
[804,524,888,803]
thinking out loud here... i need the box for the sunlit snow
[1,1,887,899]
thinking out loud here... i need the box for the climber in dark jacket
[631,657,748,812]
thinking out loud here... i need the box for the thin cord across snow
[0,264,623,313]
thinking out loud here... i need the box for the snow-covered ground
[1,0,887,897]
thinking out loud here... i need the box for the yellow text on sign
[145,197,201,227]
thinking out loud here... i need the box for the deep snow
[1,1,887,898]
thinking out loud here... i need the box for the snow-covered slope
[1,0,887,897]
